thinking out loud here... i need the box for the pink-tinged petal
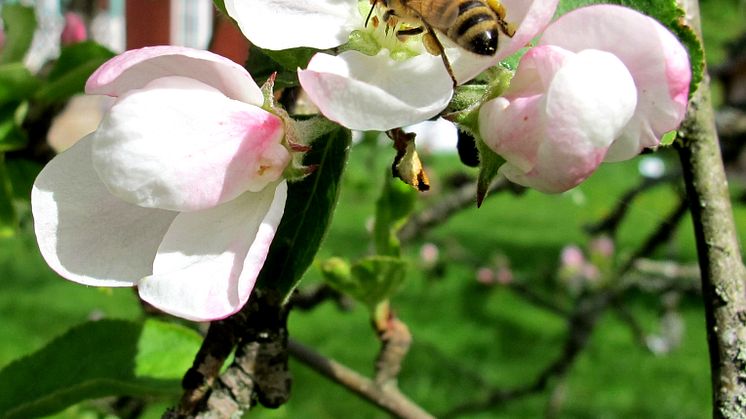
[86,45,263,105]
[31,134,178,287]
[480,95,545,172]
[481,49,637,193]
[498,0,560,59]
[299,51,453,131]
[92,76,288,212]
[540,5,691,161]
[448,0,559,83]
[137,181,287,321]
[504,45,574,98]
[225,0,359,50]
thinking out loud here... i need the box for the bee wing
[406,0,460,30]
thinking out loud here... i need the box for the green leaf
[0,4,37,64]
[0,63,39,105]
[255,124,351,298]
[0,156,18,237]
[373,174,417,256]
[0,319,202,419]
[0,103,29,152]
[35,42,116,104]
[245,45,317,88]
[4,158,42,201]
[321,256,407,309]
[556,0,704,95]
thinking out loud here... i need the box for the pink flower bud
[590,235,615,259]
[560,245,585,270]
[420,242,440,267]
[61,12,87,45]
[476,267,496,285]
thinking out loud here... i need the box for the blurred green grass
[4,138,729,418]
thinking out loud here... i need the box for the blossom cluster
[32,1,691,320]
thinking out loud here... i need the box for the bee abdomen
[448,1,499,56]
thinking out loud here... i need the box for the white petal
[544,50,637,150]
[299,51,453,131]
[225,0,360,50]
[86,45,263,105]
[31,134,177,287]
[405,118,458,153]
[137,181,288,321]
[92,76,287,212]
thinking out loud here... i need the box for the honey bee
[367,0,516,86]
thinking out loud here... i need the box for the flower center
[345,0,425,61]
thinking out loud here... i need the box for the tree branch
[674,1,746,416]
[398,176,520,243]
[288,339,435,419]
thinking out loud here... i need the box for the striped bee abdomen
[446,0,499,55]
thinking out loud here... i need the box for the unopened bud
[61,12,87,45]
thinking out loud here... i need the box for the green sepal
[321,255,407,309]
[475,138,505,207]
[0,4,37,64]
[0,319,202,419]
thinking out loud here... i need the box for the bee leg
[422,25,457,87]
[365,4,376,27]
[396,26,423,42]
[487,0,516,37]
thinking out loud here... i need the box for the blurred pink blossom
[61,12,87,45]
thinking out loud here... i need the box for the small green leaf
[0,103,29,152]
[0,63,39,105]
[135,319,204,379]
[255,124,351,298]
[659,130,677,146]
[322,256,407,309]
[4,158,42,201]
[35,42,116,103]
[0,156,18,237]
[0,4,37,64]
[373,173,417,256]
[0,319,202,419]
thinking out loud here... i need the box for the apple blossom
[61,12,87,45]
[32,46,291,321]
[480,5,691,193]
[225,0,558,130]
